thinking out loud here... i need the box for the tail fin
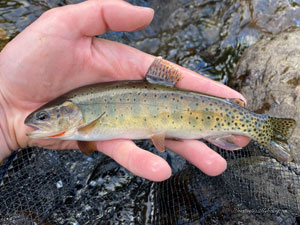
[266,117,296,162]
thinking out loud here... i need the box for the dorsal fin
[145,57,182,87]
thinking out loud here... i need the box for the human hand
[0,0,249,181]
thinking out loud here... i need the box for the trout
[24,58,296,161]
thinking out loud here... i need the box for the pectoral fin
[78,112,106,134]
[77,141,97,156]
[206,135,241,150]
[145,57,182,87]
[151,133,166,152]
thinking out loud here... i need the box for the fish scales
[24,57,296,161]
[56,81,271,143]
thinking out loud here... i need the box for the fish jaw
[25,122,72,139]
[26,124,64,139]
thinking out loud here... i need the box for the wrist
[0,88,19,161]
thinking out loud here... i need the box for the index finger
[39,0,154,38]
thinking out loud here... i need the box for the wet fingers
[166,139,227,176]
[96,139,171,181]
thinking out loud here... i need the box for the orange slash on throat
[48,131,66,138]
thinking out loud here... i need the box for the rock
[230,26,300,162]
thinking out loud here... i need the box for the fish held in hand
[24,58,296,161]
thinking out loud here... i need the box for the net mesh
[0,141,299,224]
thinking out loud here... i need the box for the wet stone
[230,27,300,162]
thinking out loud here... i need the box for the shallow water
[3,0,300,83]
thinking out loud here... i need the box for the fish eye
[36,111,50,121]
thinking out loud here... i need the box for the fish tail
[263,117,296,161]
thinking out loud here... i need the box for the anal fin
[145,57,182,87]
[77,141,97,156]
[206,135,241,150]
[151,133,166,152]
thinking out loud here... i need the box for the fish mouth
[25,123,63,139]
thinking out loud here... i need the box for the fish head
[25,100,83,139]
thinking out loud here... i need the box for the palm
[2,24,139,108]
[0,0,249,181]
